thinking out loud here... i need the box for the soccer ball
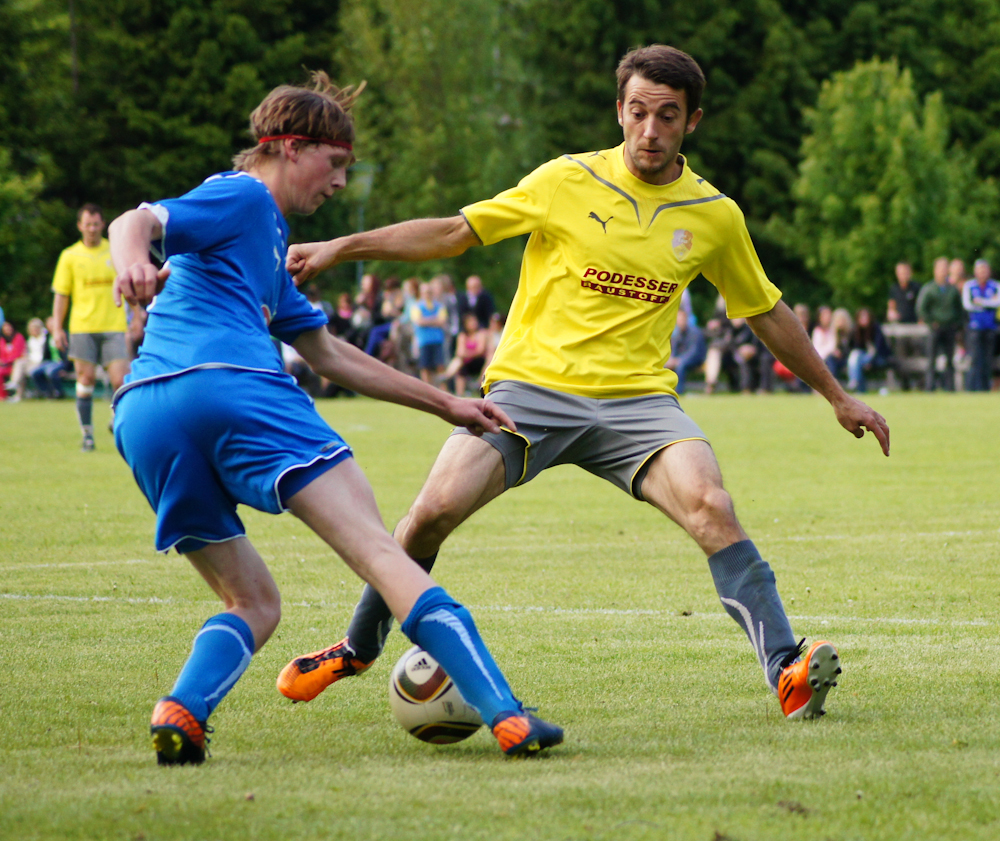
[388,646,483,744]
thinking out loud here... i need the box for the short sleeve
[269,275,329,345]
[153,175,268,259]
[701,202,782,318]
[51,248,74,296]
[461,160,561,246]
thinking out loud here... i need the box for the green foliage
[779,58,998,308]
[331,0,542,303]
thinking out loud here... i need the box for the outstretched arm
[287,216,479,285]
[108,209,171,307]
[292,327,514,436]
[748,300,890,456]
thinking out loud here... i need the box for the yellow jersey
[462,144,781,398]
[51,238,125,334]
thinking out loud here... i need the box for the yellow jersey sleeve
[461,160,565,245]
[701,202,781,318]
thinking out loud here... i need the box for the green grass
[2,392,999,840]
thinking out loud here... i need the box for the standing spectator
[51,203,138,450]
[352,272,382,350]
[961,259,1000,391]
[846,308,891,393]
[410,281,447,386]
[457,274,495,329]
[435,274,460,359]
[32,316,71,398]
[888,261,921,323]
[917,256,964,391]
[0,320,26,400]
[665,308,706,395]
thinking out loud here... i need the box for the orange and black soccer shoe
[491,711,564,757]
[778,639,842,720]
[150,696,209,766]
[276,637,373,703]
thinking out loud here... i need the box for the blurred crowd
[668,257,1000,395]
[279,273,506,398]
[4,256,999,403]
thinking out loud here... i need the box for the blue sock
[707,540,798,691]
[169,613,255,723]
[401,587,520,725]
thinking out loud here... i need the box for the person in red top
[0,320,26,400]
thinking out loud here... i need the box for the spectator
[917,256,964,391]
[665,308,706,395]
[364,276,403,360]
[329,292,356,341]
[888,261,921,323]
[353,272,382,349]
[846,308,891,393]
[885,298,901,324]
[456,274,495,329]
[484,311,505,367]
[826,308,854,379]
[6,317,47,401]
[811,305,835,359]
[440,311,489,396]
[0,320,26,400]
[410,280,448,386]
[32,316,71,398]
[435,274,460,358]
[305,283,334,322]
[961,259,1000,391]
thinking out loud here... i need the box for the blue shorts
[114,367,352,553]
[418,342,445,371]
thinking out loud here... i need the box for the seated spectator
[6,317,48,401]
[304,283,334,322]
[666,308,706,395]
[365,276,403,362]
[440,311,489,395]
[329,293,357,341]
[0,320,26,400]
[32,316,72,398]
[825,308,854,379]
[846,307,891,393]
[811,305,835,360]
[485,311,505,368]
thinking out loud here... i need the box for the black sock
[346,552,438,662]
[76,396,93,431]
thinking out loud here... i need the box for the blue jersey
[123,172,327,390]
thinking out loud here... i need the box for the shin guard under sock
[401,586,520,724]
[169,613,255,722]
[347,552,437,662]
[708,540,798,691]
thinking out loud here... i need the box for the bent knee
[404,491,464,544]
[686,487,737,536]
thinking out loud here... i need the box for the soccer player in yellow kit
[280,45,890,721]
[52,204,140,450]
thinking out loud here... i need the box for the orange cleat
[778,640,841,720]
[150,696,209,765]
[277,637,372,702]
[491,711,563,757]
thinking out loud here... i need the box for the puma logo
[588,212,612,233]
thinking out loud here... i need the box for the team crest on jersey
[672,229,693,261]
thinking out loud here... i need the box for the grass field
[2,392,999,841]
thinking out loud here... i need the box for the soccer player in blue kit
[109,73,562,764]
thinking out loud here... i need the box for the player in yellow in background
[52,203,141,450]
[278,45,890,721]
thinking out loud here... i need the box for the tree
[778,58,998,308]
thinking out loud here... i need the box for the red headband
[257,134,353,151]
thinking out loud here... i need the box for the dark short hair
[616,45,706,118]
[77,203,103,222]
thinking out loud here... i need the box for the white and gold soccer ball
[388,646,483,744]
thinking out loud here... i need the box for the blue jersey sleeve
[269,275,329,345]
[152,174,270,259]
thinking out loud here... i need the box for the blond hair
[233,71,364,171]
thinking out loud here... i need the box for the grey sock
[346,552,438,662]
[707,539,798,691]
[76,396,93,430]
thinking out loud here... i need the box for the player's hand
[443,396,516,436]
[114,262,170,308]
[286,241,341,285]
[832,393,890,456]
[52,327,67,353]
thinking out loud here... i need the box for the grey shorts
[453,380,708,499]
[68,332,128,366]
